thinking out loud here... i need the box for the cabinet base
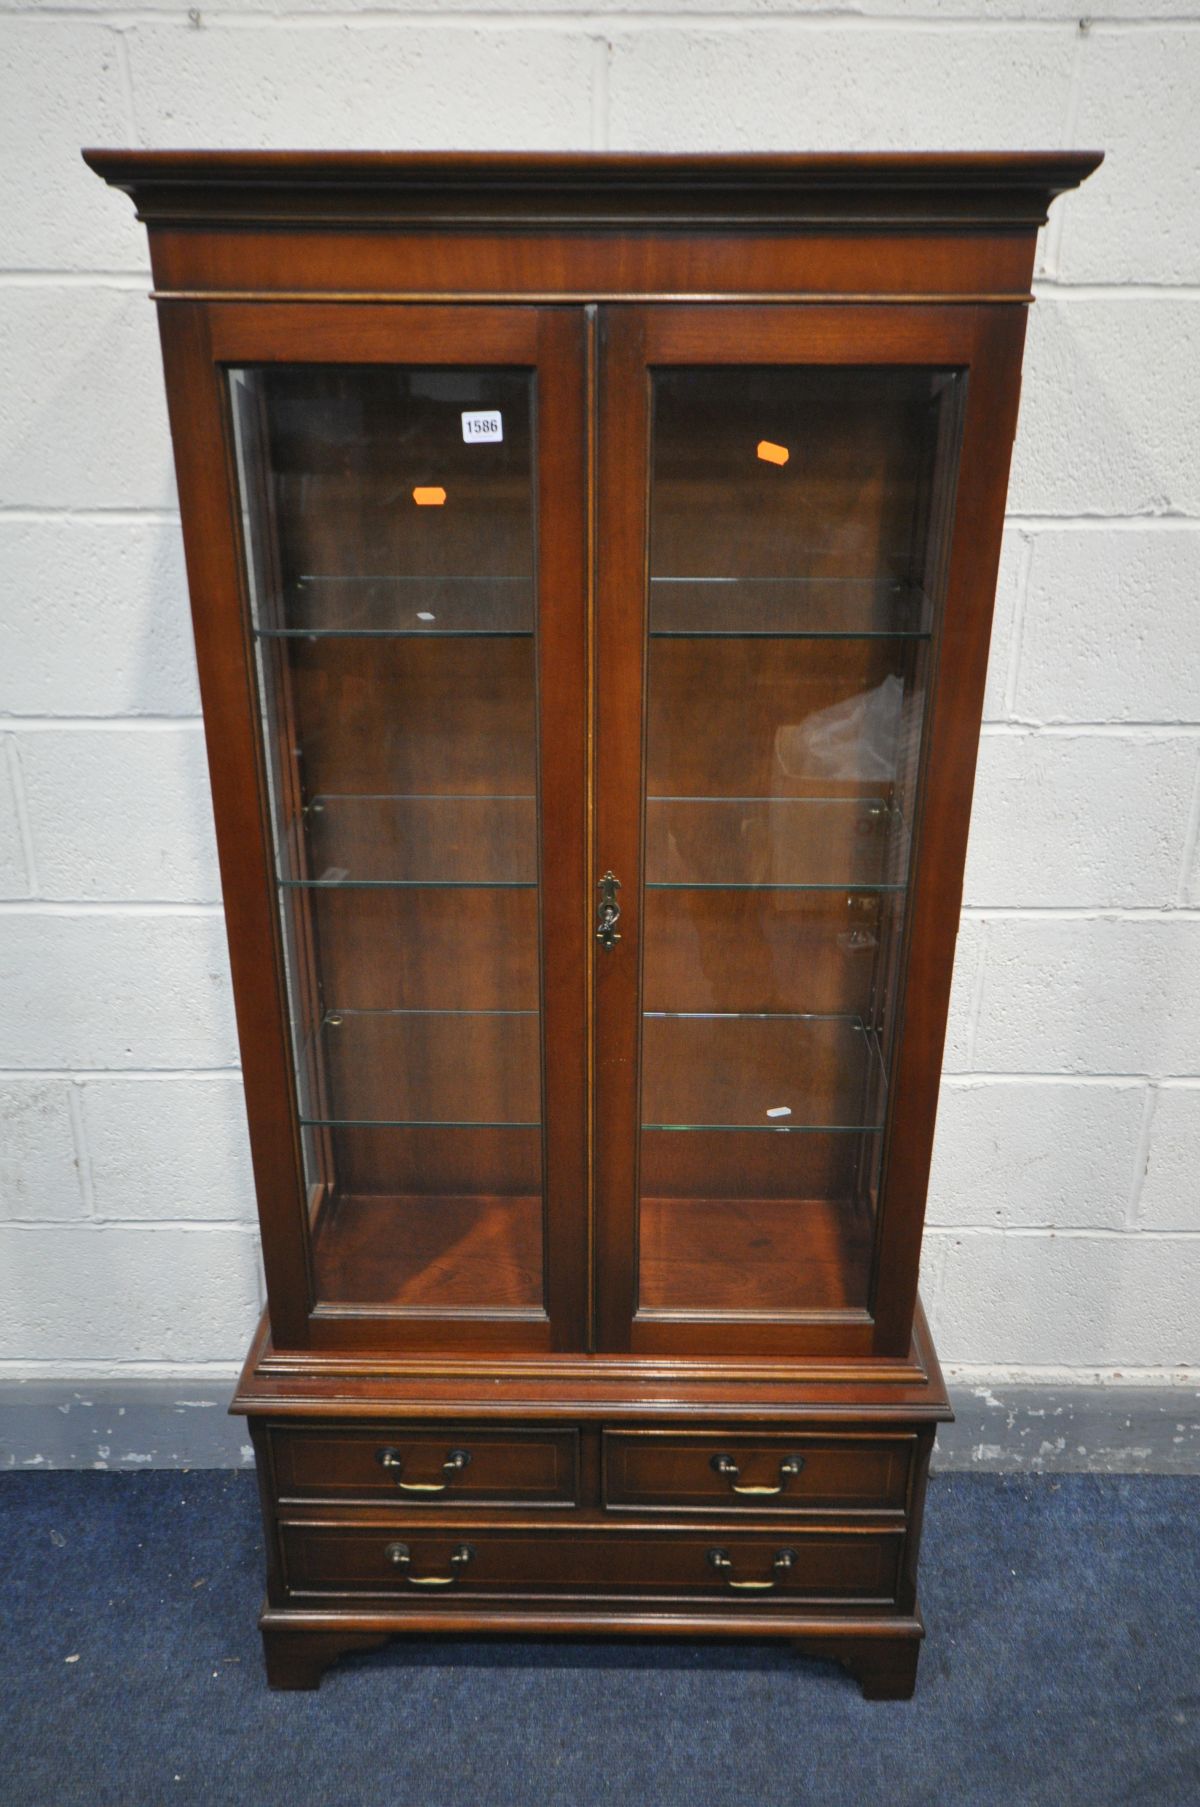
[259,1608,925,1698]
[238,1302,949,1700]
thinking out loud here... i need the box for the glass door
[594,306,974,1357]
[217,307,587,1351]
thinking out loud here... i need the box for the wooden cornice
[82,149,1103,234]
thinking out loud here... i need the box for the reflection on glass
[230,365,544,1313]
[638,365,962,1317]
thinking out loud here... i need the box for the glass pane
[638,364,962,1317]
[230,364,544,1315]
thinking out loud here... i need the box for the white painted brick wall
[0,1223,261,1364]
[1010,299,1200,517]
[1137,1084,1200,1231]
[79,1075,256,1222]
[126,22,598,148]
[1015,529,1200,725]
[964,734,1199,908]
[0,915,239,1070]
[927,1080,1147,1231]
[0,1,1197,1390]
[604,25,1078,151]
[19,727,219,902]
[0,1079,83,1222]
[0,522,198,717]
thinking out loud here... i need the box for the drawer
[268,1425,578,1507]
[279,1520,903,1606]
[603,1431,912,1515]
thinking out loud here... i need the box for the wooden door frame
[592,302,1027,1359]
[157,300,589,1353]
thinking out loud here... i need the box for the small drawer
[279,1520,902,1607]
[269,1425,578,1507]
[603,1431,912,1515]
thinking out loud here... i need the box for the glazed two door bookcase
[87,150,1099,1696]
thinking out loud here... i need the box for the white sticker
[462,410,503,443]
[766,1106,792,1119]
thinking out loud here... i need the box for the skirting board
[1,1381,1199,1473]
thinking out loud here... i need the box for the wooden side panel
[868,308,1029,1351]
[157,304,313,1346]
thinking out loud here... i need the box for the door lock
[596,871,622,950]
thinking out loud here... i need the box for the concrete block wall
[1,0,1198,1392]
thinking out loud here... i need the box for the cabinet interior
[229,355,963,1327]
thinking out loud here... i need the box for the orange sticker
[756,440,789,466]
[412,486,447,506]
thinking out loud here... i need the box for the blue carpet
[0,1471,1196,1806]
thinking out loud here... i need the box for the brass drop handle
[708,1547,796,1591]
[385,1542,474,1587]
[596,871,622,950]
[704,1546,795,1590]
[710,1452,804,1496]
[375,1446,471,1494]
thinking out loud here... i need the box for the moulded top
[82,148,1103,232]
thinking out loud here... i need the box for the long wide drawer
[278,1521,903,1606]
[268,1425,578,1507]
[603,1431,913,1515]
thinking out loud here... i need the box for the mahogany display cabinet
[86,149,1100,1696]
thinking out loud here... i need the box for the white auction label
[462,411,503,443]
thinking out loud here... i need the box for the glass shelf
[648,577,933,639]
[254,573,533,638]
[645,795,910,890]
[641,1012,886,1132]
[277,793,537,888]
[300,1007,541,1127]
